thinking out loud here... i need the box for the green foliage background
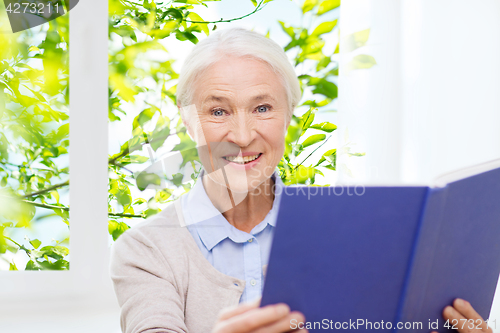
[0,0,374,270]
[107,0,342,241]
[0,6,70,270]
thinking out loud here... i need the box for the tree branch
[182,1,267,24]
[22,199,145,219]
[23,200,69,211]
[109,212,144,218]
[108,128,186,164]
[295,135,332,170]
[22,180,69,198]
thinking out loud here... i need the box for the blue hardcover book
[261,159,500,333]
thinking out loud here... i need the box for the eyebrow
[203,95,228,104]
[251,94,276,102]
[203,94,276,104]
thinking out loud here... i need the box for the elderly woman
[110,28,492,333]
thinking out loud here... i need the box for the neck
[202,174,275,233]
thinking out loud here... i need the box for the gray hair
[176,28,301,118]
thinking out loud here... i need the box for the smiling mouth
[223,153,262,164]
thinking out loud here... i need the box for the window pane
[0,2,69,271]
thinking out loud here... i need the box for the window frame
[0,0,119,316]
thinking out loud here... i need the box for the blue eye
[212,109,224,116]
[257,105,269,113]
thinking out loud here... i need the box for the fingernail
[455,298,464,306]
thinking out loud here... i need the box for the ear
[285,110,293,132]
[178,103,195,139]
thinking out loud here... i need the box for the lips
[223,153,262,164]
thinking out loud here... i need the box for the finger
[453,299,483,320]
[443,305,479,333]
[256,311,305,333]
[452,299,492,333]
[443,305,467,322]
[216,303,290,333]
[218,299,260,321]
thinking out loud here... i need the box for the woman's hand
[212,299,308,333]
[432,298,493,333]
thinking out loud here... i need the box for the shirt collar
[182,168,284,251]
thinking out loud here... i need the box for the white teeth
[224,154,260,164]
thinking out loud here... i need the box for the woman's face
[185,56,290,193]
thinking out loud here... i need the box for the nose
[227,112,255,148]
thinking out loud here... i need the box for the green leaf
[108,220,130,241]
[311,20,338,36]
[301,108,315,131]
[29,239,41,249]
[175,31,199,44]
[120,155,149,164]
[162,8,183,21]
[278,21,295,39]
[315,148,336,166]
[144,208,160,218]
[133,108,157,129]
[136,171,162,191]
[151,21,179,39]
[150,116,171,151]
[250,0,258,6]
[39,259,69,270]
[317,0,340,15]
[302,0,317,13]
[286,165,316,185]
[155,188,172,203]
[302,134,326,148]
[25,260,40,270]
[56,123,70,140]
[116,184,132,206]
[343,29,371,52]
[308,77,337,99]
[310,122,337,132]
[188,12,209,35]
[346,54,377,71]
[132,198,147,205]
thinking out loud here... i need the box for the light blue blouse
[181,170,284,303]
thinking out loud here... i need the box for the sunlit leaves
[346,54,377,71]
[302,134,326,148]
[136,172,162,191]
[29,239,41,249]
[151,21,179,39]
[187,12,209,35]
[315,148,336,167]
[343,29,371,53]
[106,0,345,242]
[155,188,172,203]
[108,220,130,241]
[317,0,340,15]
[302,0,317,13]
[310,122,337,132]
[285,165,317,185]
[311,20,338,36]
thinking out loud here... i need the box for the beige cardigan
[110,200,246,333]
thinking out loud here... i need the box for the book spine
[393,186,449,333]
